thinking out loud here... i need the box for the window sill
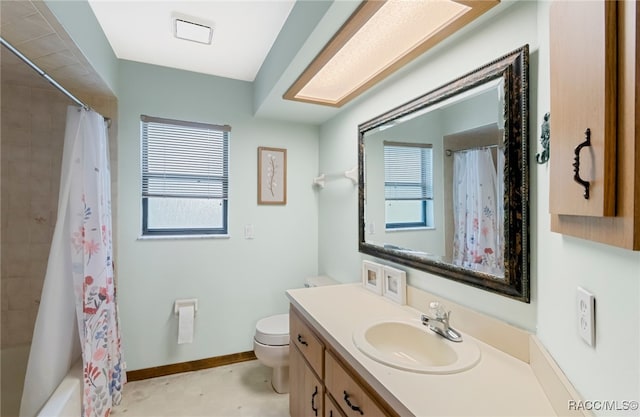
[137,234,230,241]
[385,227,435,232]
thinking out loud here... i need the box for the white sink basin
[352,320,481,374]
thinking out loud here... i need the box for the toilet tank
[304,276,338,287]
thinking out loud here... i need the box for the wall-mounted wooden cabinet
[549,0,639,250]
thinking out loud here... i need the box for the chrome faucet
[420,302,463,342]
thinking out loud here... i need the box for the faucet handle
[429,302,450,321]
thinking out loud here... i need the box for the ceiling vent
[174,18,213,45]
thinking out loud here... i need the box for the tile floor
[112,360,289,417]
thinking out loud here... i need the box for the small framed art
[362,260,383,294]
[258,147,287,205]
[382,266,406,305]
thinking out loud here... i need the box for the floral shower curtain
[496,148,505,271]
[21,107,125,417]
[452,147,504,276]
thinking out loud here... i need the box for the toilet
[253,276,338,393]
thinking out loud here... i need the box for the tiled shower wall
[1,81,71,348]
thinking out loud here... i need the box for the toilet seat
[255,313,289,346]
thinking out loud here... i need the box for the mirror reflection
[358,45,529,302]
[363,80,506,277]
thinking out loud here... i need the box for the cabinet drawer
[325,393,346,417]
[325,351,387,417]
[290,307,324,377]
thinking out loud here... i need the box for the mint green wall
[44,0,118,95]
[319,2,536,329]
[38,0,640,410]
[363,111,445,254]
[317,0,640,411]
[117,60,319,370]
[533,1,639,408]
[253,0,332,112]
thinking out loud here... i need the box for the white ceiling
[87,0,295,82]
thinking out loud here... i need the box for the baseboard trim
[126,350,257,382]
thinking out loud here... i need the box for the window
[384,141,434,229]
[141,115,230,236]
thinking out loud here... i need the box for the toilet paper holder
[174,298,198,315]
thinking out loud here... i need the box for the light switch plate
[577,287,595,347]
[244,224,255,239]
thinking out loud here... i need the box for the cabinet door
[290,344,324,417]
[549,0,617,216]
[325,394,347,417]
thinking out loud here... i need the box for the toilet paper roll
[177,305,194,344]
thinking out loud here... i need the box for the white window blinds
[384,142,433,200]
[141,115,230,200]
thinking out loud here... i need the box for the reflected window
[384,142,433,229]
[141,115,230,236]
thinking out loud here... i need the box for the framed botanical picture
[258,147,287,205]
[362,260,383,295]
[382,266,406,305]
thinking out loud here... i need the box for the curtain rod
[1,37,112,127]
[445,144,501,156]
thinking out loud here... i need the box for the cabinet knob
[573,128,591,199]
[343,391,364,415]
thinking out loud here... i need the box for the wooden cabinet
[290,309,325,417]
[549,0,640,250]
[289,305,396,417]
[549,0,617,216]
[325,351,386,417]
[290,343,324,417]
[291,307,324,375]
[325,394,347,417]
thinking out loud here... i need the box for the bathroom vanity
[290,306,391,417]
[287,284,558,417]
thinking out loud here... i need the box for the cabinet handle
[343,391,364,415]
[311,386,318,416]
[297,334,308,346]
[573,128,591,200]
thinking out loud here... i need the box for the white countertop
[287,283,556,417]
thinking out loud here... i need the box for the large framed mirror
[358,45,529,302]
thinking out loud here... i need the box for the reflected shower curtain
[21,107,125,417]
[452,148,504,276]
[496,148,505,271]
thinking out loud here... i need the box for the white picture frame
[382,266,406,305]
[362,260,383,295]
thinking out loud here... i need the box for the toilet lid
[255,314,289,346]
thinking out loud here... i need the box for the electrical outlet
[577,287,595,347]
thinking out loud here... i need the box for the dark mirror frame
[358,45,530,302]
